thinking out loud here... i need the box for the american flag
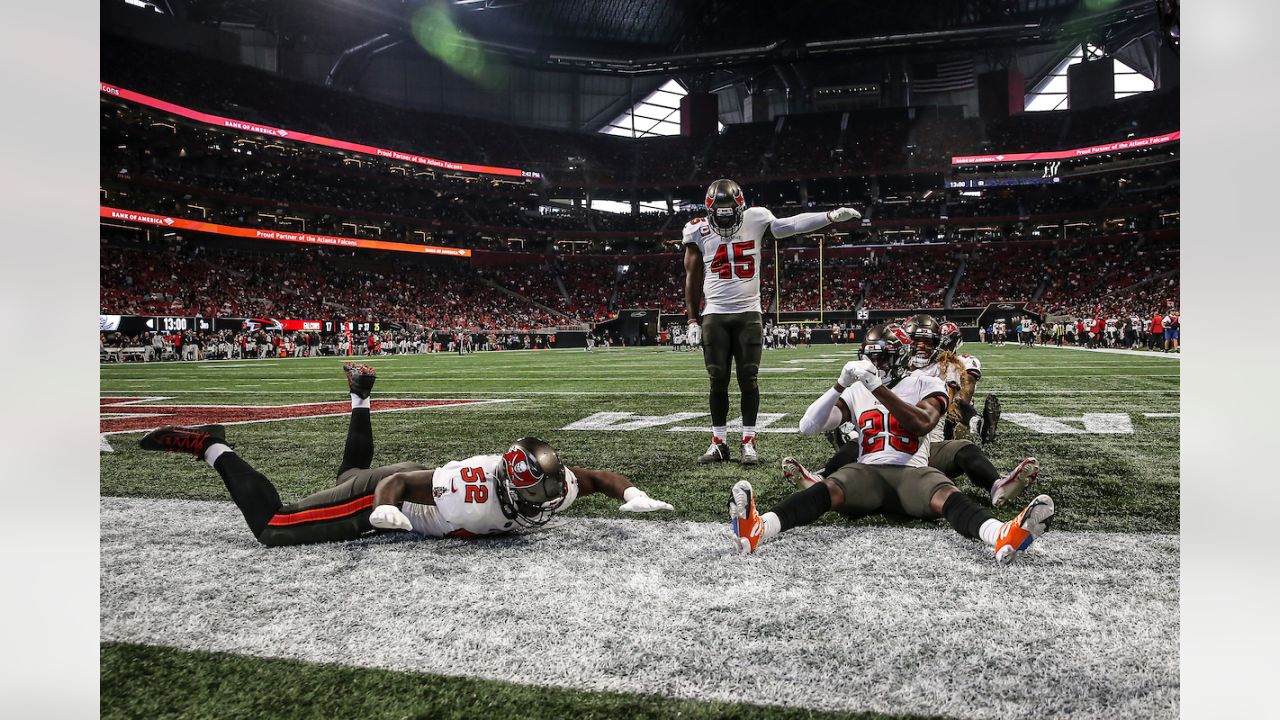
[910,57,976,93]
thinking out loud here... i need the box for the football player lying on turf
[782,317,1033,508]
[730,325,1054,565]
[139,363,674,547]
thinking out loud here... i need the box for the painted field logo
[100,397,513,435]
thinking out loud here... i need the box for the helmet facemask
[705,179,746,238]
[498,438,567,528]
[860,324,912,384]
[938,321,963,353]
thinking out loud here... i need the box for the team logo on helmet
[502,446,543,488]
[887,325,912,346]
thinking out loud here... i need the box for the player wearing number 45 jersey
[139,363,673,546]
[684,178,861,465]
[730,324,1055,565]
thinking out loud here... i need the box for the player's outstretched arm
[368,468,437,531]
[569,466,674,513]
[768,207,861,239]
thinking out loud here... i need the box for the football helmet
[858,323,912,383]
[938,320,963,353]
[705,178,746,237]
[497,437,568,528]
[902,314,941,369]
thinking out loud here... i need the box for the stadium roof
[177,0,1160,74]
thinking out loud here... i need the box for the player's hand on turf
[618,490,674,513]
[827,207,861,223]
[369,504,413,531]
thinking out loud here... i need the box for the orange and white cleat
[728,480,765,554]
[991,457,1040,508]
[781,456,821,490]
[994,494,1055,565]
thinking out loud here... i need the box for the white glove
[839,359,876,389]
[827,207,862,223]
[619,487,674,513]
[686,321,701,346]
[369,504,412,531]
[844,358,882,392]
[838,360,862,388]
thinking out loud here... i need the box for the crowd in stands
[99,36,1179,339]
[101,233,572,331]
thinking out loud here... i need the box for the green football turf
[101,643,945,720]
[100,344,1180,720]
[101,344,1180,533]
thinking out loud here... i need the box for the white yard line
[101,496,1178,720]
[1026,345,1181,360]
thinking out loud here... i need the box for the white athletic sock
[351,393,370,410]
[979,518,1002,547]
[204,443,232,467]
[741,427,756,443]
[712,427,727,442]
[761,512,782,541]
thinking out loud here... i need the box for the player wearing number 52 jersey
[139,363,674,547]
[684,178,861,466]
[729,324,1055,566]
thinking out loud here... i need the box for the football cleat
[991,457,1040,508]
[994,494,1055,565]
[139,424,226,459]
[980,394,1001,444]
[781,456,821,490]
[728,480,765,554]
[343,362,377,399]
[698,439,732,465]
[740,436,760,466]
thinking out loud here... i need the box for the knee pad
[737,363,759,392]
[706,364,730,392]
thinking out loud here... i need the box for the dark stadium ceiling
[177,0,1159,74]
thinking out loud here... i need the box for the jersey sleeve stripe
[922,391,950,411]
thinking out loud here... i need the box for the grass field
[100,344,1181,719]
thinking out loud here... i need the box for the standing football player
[729,325,1055,564]
[684,178,861,465]
[138,363,674,546]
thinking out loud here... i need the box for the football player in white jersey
[729,325,1055,564]
[684,178,861,466]
[782,317,1034,510]
[139,363,673,546]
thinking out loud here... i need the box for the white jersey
[682,206,776,315]
[401,455,579,539]
[839,374,948,467]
